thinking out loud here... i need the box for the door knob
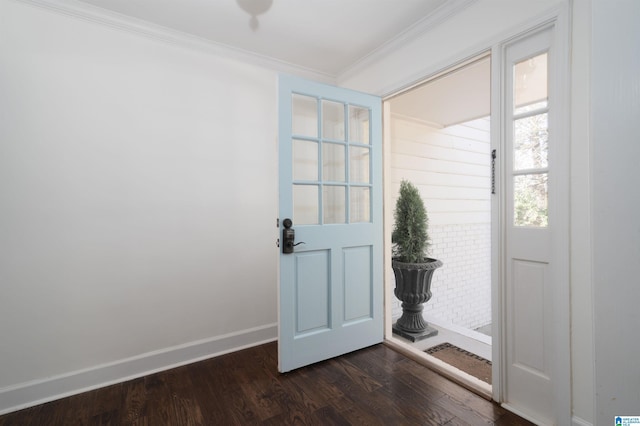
[282,218,305,254]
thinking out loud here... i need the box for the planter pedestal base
[392,323,438,342]
[392,301,438,342]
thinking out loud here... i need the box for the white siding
[390,116,491,330]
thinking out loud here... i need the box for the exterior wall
[389,116,491,330]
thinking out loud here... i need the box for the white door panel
[503,26,556,425]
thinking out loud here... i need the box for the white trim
[0,323,277,416]
[364,3,569,99]
[490,41,505,405]
[572,416,594,426]
[10,0,334,83]
[339,0,478,83]
[548,5,572,426]
[502,403,552,426]
[383,101,394,341]
[384,338,492,400]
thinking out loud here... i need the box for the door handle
[282,218,305,254]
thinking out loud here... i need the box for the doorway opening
[383,54,493,394]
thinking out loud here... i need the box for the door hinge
[276,218,279,228]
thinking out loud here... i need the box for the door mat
[425,343,492,384]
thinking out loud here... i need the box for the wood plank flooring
[0,342,533,425]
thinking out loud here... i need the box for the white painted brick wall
[390,115,492,331]
[391,223,491,330]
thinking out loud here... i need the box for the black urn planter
[392,257,443,342]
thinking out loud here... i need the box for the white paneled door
[277,75,383,372]
[501,24,568,425]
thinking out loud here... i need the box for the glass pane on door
[350,186,370,223]
[292,94,318,137]
[294,184,319,225]
[349,106,370,144]
[349,146,370,183]
[514,113,548,170]
[322,100,345,141]
[323,143,346,182]
[514,52,548,114]
[323,185,346,224]
[293,139,318,181]
[514,173,548,227]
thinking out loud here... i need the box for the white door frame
[380,5,571,425]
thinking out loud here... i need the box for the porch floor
[393,321,492,362]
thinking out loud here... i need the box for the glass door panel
[293,184,319,225]
[349,105,371,144]
[349,146,370,183]
[514,113,548,170]
[292,94,318,137]
[350,186,370,223]
[513,174,548,227]
[323,185,346,224]
[514,53,548,114]
[322,100,345,141]
[512,52,549,228]
[322,143,346,182]
[293,139,318,181]
[291,94,373,224]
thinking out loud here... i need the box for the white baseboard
[0,323,277,415]
[572,415,593,426]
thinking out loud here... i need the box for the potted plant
[391,180,443,341]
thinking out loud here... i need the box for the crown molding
[11,0,335,83]
[337,0,478,83]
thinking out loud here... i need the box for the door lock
[282,218,305,254]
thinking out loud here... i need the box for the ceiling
[70,0,470,77]
[389,56,491,127]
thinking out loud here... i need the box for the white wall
[591,1,640,424]
[389,116,491,330]
[0,0,278,412]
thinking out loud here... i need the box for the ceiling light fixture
[236,0,273,31]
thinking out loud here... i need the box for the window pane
[349,106,370,144]
[294,185,319,225]
[323,143,345,182]
[350,146,370,183]
[323,186,346,224]
[293,139,318,181]
[514,174,548,227]
[514,113,548,170]
[350,187,371,223]
[514,52,548,114]
[322,100,345,141]
[292,94,317,137]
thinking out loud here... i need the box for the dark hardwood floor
[0,342,533,425]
